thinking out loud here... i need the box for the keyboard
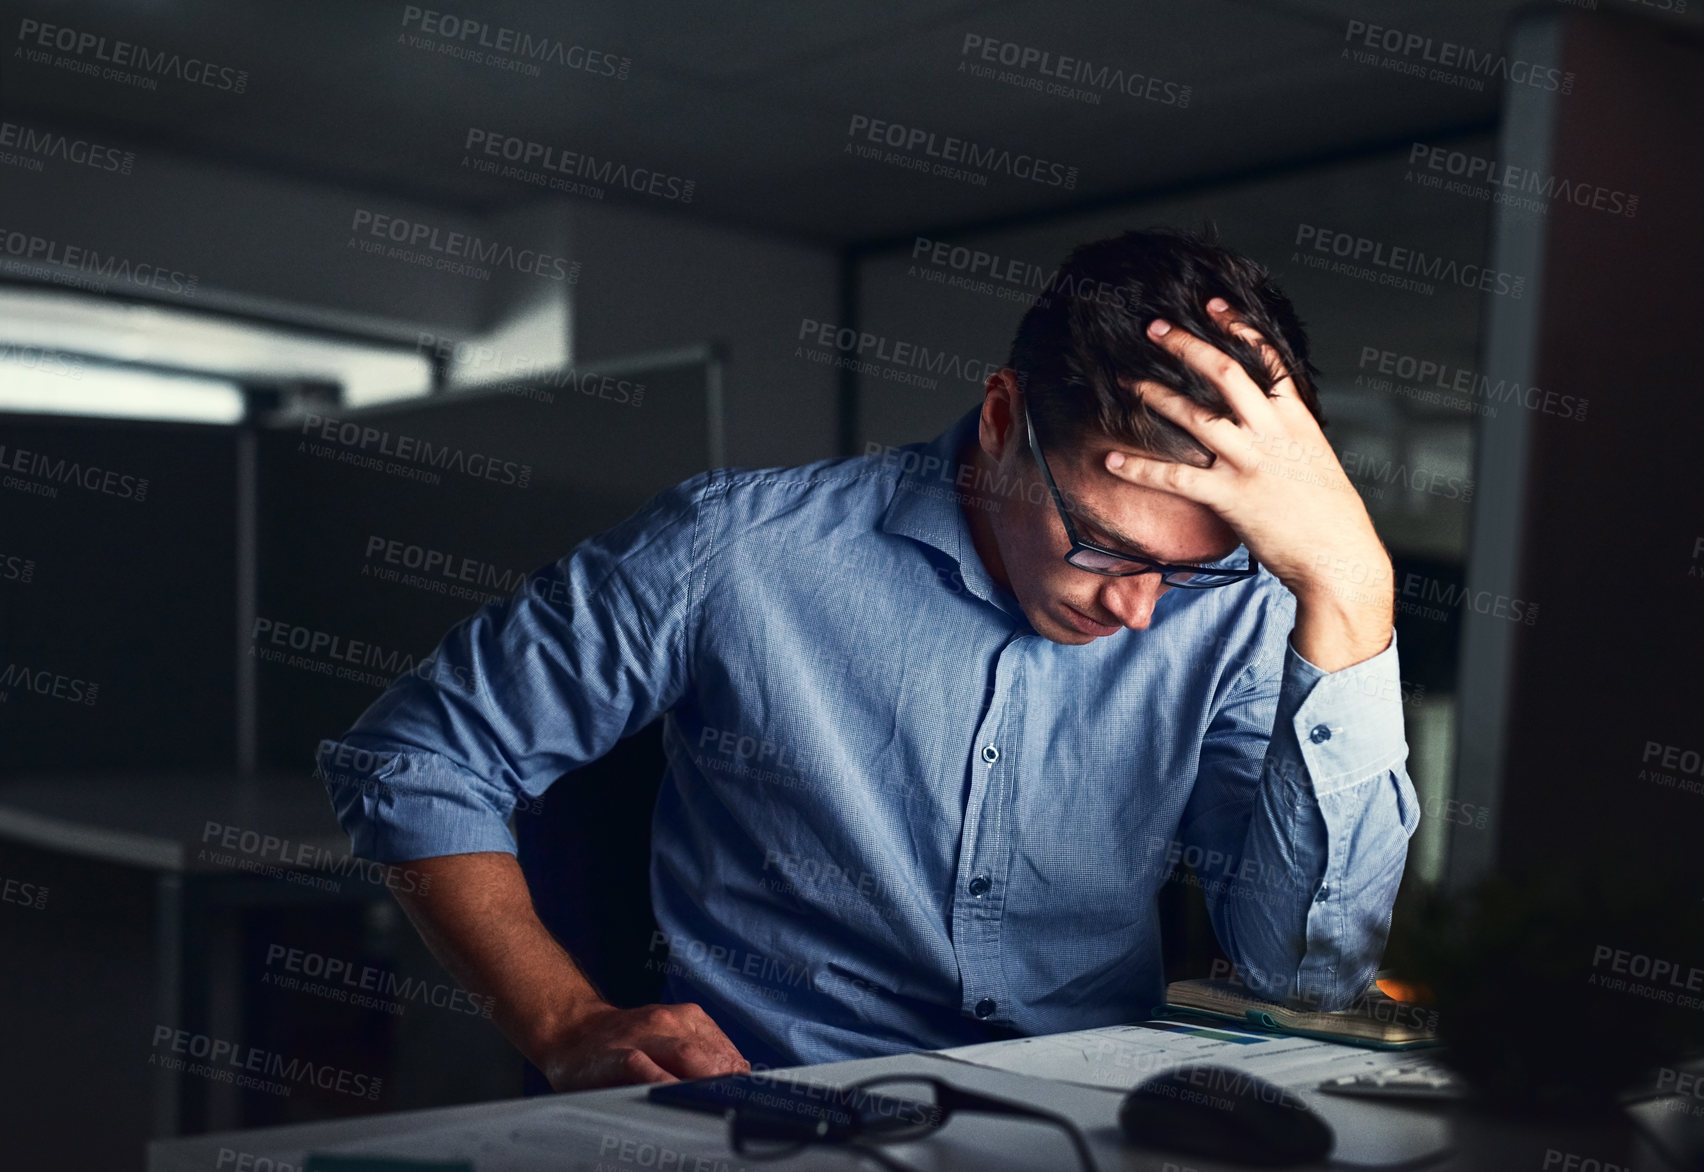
[1317,1060,1465,1101]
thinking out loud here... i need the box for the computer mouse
[1119,1063,1334,1167]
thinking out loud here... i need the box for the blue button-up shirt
[318,407,1419,1069]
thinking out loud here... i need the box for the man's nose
[1100,574,1169,630]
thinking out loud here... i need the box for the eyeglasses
[1022,401,1257,588]
[727,1072,1098,1172]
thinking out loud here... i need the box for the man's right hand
[538,1000,751,1091]
[380,852,751,1094]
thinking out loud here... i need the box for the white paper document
[932,1016,1444,1093]
[929,1019,1457,1168]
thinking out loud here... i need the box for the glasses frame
[1021,400,1256,588]
[727,1071,1098,1172]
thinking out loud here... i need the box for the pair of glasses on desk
[722,1073,1098,1171]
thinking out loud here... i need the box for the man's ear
[978,368,1022,461]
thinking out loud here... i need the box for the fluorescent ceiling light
[0,289,433,408]
[0,355,245,423]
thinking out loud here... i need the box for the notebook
[1158,978,1442,1049]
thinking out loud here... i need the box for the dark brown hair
[1008,226,1324,466]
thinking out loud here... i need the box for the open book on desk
[1159,978,1441,1049]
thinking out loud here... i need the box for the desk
[145,1043,1693,1172]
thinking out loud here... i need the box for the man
[317,228,1418,1093]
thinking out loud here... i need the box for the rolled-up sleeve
[314,472,721,863]
[1177,630,1420,1009]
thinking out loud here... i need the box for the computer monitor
[1448,10,1704,894]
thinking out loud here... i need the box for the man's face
[968,377,1240,645]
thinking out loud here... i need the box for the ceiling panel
[1,0,1694,243]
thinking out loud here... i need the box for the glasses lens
[1164,551,1253,588]
[730,1107,830,1159]
[728,1078,941,1157]
[852,1078,1093,1172]
[1066,548,1148,576]
[848,1078,944,1143]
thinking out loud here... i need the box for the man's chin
[1031,606,1110,645]
[1059,602,1124,639]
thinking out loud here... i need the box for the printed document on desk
[931,1017,1449,1093]
[931,1020,1457,1169]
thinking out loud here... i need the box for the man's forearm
[1289,549,1395,673]
[389,851,606,1067]
[1195,639,1418,1008]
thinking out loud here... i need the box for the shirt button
[968,875,990,897]
[981,744,999,764]
[1309,725,1332,744]
[974,998,997,1019]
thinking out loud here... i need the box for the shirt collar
[877,406,1021,617]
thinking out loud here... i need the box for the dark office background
[2,2,1701,1169]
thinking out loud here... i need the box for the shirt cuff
[319,743,519,863]
[1279,630,1409,796]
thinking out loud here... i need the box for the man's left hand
[1100,298,1393,671]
